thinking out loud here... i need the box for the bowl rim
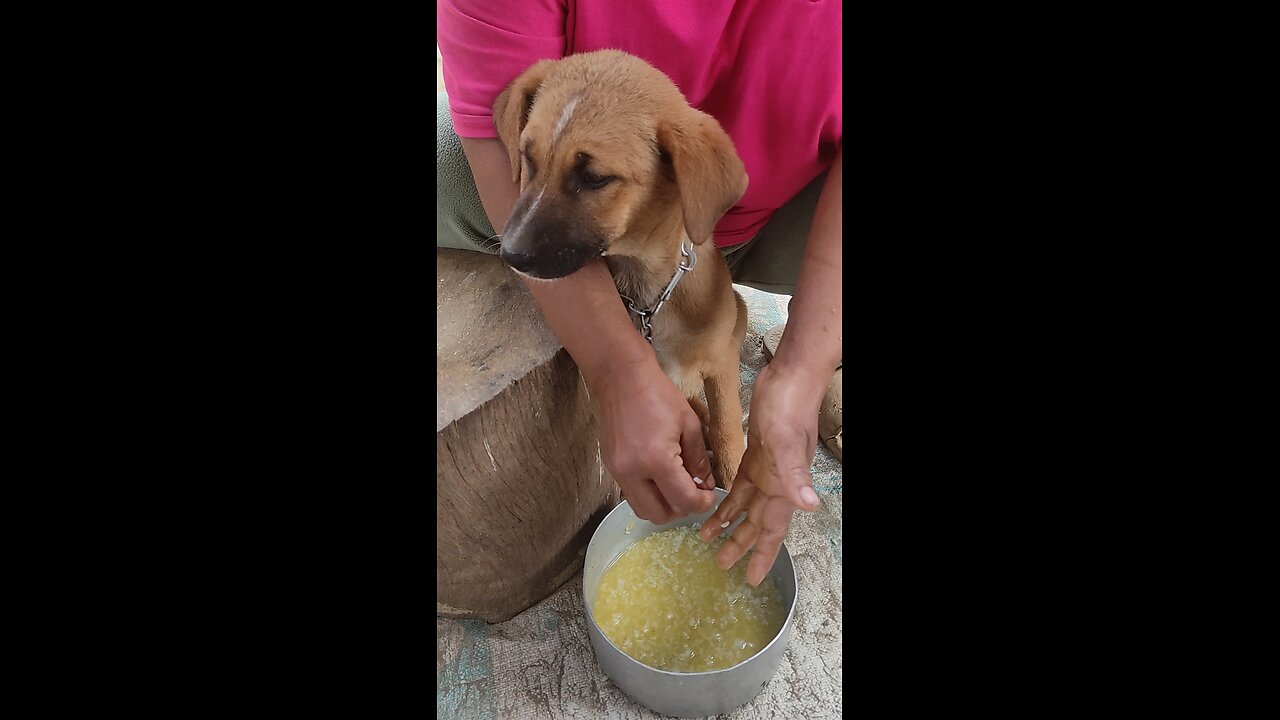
[583,489,799,677]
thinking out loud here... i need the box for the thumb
[787,466,820,511]
[775,436,819,511]
[679,410,713,489]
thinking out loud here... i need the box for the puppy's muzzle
[500,241,604,279]
[498,248,539,274]
[500,193,605,279]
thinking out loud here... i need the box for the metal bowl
[583,488,797,717]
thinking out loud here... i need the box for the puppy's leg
[688,394,711,436]
[703,353,745,491]
[686,393,716,485]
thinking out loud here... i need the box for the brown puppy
[492,50,749,490]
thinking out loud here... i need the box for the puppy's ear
[658,109,748,245]
[492,60,554,186]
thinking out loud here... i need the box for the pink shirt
[438,0,842,248]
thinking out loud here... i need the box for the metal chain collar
[620,240,698,343]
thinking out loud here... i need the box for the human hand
[700,362,825,586]
[595,355,717,524]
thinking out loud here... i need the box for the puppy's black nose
[500,248,537,273]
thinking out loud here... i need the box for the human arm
[460,137,716,522]
[701,146,843,585]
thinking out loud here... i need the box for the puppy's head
[492,50,747,279]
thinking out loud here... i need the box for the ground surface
[437,285,843,719]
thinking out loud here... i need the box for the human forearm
[515,260,656,385]
[771,147,843,402]
[459,137,655,384]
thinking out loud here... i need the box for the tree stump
[437,249,619,622]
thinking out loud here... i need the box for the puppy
[492,50,749,490]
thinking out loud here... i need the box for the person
[437,1,841,587]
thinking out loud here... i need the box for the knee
[437,93,497,253]
[437,93,473,209]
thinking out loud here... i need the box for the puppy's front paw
[711,452,738,492]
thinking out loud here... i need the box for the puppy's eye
[523,151,536,179]
[582,171,615,190]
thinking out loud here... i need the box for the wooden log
[437,249,619,622]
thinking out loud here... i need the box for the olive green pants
[437,92,821,296]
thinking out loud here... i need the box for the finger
[719,490,772,571]
[701,495,748,542]
[745,499,794,586]
[678,408,713,488]
[711,502,757,568]
[779,456,820,511]
[654,460,716,517]
[625,480,673,524]
[700,477,754,543]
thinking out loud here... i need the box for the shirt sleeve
[437,0,568,138]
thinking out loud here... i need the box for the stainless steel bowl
[583,488,797,718]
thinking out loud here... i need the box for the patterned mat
[438,284,843,719]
